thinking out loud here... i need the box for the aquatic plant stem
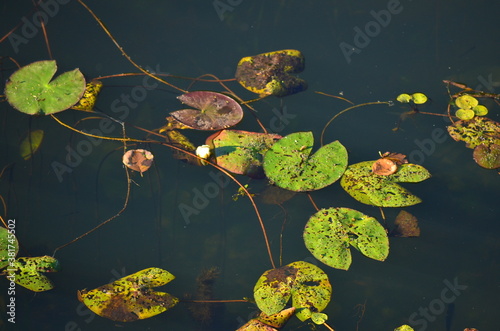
[76,0,187,94]
[320,101,390,146]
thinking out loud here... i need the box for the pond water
[1,1,499,330]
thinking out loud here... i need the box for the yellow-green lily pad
[304,207,389,270]
[10,256,60,292]
[340,161,430,207]
[78,267,179,322]
[263,132,348,192]
[4,60,85,115]
[455,94,478,109]
[447,116,500,149]
[253,261,331,322]
[455,108,475,120]
[411,93,428,104]
[473,104,488,116]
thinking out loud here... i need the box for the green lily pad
[171,91,243,130]
[263,132,348,192]
[303,208,389,270]
[447,116,500,149]
[340,161,430,207]
[10,256,60,292]
[253,261,331,322]
[473,143,500,169]
[473,104,488,116]
[235,49,307,97]
[0,227,18,269]
[455,94,478,109]
[4,60,86,115]
[78,267,179,322]
[455,108,475,120]
[206,130,282,178]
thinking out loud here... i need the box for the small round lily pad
[4,60,86,115]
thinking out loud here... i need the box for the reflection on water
[0,1,499,330]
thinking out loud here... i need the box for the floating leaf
[340,161,430,207]
[170,91,243,130]
[0,227,18,269]
[10,256,60,292]
[19,129,44,160]
[253,261,331,322]
[372,158,397,175]
[411,93,428,104]
[455,95,478,109]
[236,319,277,331]
[207,130,282,178]
[122,149,154,174]
[472,104,488,116]
[72,79,103,111]
[4,60,85,115]
[263,132,348,192]
[235,49,307,97]
[304,208,389,270]
[455,108,475,120]
[394,325,415,331]
[78,267,179,322]
[396,94,412,103]
[256,307,296,328]
[447,117,500,149]
[473,143,500,169]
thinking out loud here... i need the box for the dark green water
[1,1,499,330]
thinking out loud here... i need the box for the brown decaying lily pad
[171,91,243,130]
[473,143,500,169]
[372,158,398,175]
[122,149,154,174]
[391,210,420,237]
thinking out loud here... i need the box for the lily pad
[235,49,307,97]
[256,307,296,328]
[4,60,86,115]
[72,79,103,111]
[0,227,18,269]
[10,256,60,292]
[20,129,44,160]
[253,261,331,322]
[455,94,478,109]
[395,325,415,331]
[78,267,178,322]
[263,132,348,192]
[447,117,500,149]
[340,161,430,207]
[170,91,243,130]
[455,108,475,120]
[473,143,500,169]
[122,149,154,174]
[304,208,389,270]
[206,130,282,178]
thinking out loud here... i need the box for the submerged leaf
[263,132,348,192]
[235,49,307,97]
[171,91,243,130]
[391,210,420,237]
[19,129,44,160]
[304,208,389,270]
[78,267,179,322]
[10,256,60,292]
[5,60,85,115]
[340,161,430,207]
[473,143,500,169]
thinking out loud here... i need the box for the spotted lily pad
[72,79,103,111]
[263,132,348,192]
[78,267,178,322]
[340,161,430,207]
[447,117,500,149]
[0,227,18,269]
[4,60,86,115]
[9,256,60,292]
[235,49,307,97]
[170,91,243,130]
[253,261,331,322]
[304,208,388,270]
[206,130,282,178]
[473,143,500,169]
